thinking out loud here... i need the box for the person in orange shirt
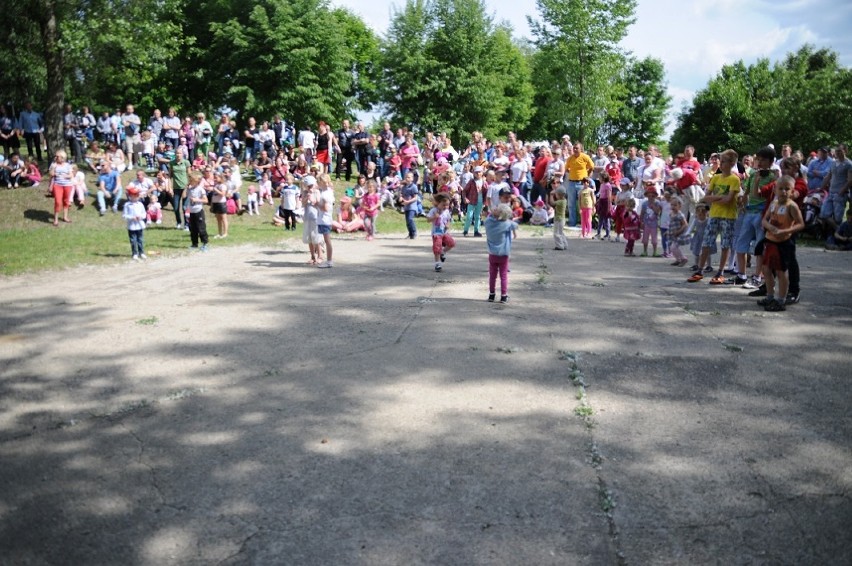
[565,143,595,227]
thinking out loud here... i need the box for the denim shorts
[317,224,331,235]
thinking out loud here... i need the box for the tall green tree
[603,56,671,148]
[526,0,637,144]
[380,0,534,142]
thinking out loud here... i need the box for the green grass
[0,169,412,276]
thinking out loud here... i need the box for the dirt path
[1,233,850,564]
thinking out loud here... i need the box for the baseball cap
[126,187,140,196]
[473,166,484,173]
[302,175,317,186]
[498,187,513,197]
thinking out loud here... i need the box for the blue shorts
[734,211,764,254]
[317,224,331,235]
[703,217,736,250]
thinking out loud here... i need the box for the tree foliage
[526,0,637,143]
[671,45,852,158]
[380,0,534,142]
[603,57,671,149]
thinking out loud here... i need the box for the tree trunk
[37,0,65,162]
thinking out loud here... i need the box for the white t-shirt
[281,185,299,210]
[510,158,529,184]
[317,187,334,225]
[298,130,316,150]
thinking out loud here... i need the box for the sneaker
[785,293,799,305]
[183,225,190,231]
[132,254,139,261]
[742,276,763,290]
[765,299,786,312]
[687,272,704,282]
[463,232,468,237]
[99,209,106,216]
[474,232,483,237]
[733,275,748,285]
[703,266,714,273]
[440,252,446,263]
[434,263,442,272]
[670,260,681,266]
[176,223,182,230]
[677,259,689,267]
[317,261,333,268]
[366,235,373,241]
[146,219,152,226]
[748,285,768,297]
[487,293,495,302]
[640,252,648,257]
[200,244,208,252]
[756,297,774,307]
[500,295,509,304]
[156,220,162,225]
[723,268,737,275]
[689,264,699,271]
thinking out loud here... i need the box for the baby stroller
[802,189,826,238]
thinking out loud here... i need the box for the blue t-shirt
[401,183,420,212]
[828,158,852,194]
[484,216,518,256]
[99,170,119,192]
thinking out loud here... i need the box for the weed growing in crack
[136,316,159,325]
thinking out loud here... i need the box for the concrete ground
[0,228,850,565]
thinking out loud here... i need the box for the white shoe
[317,261,333,268]
[132,255,139,261]
[140,253,147,260]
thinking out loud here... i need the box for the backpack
[226,197,237,215]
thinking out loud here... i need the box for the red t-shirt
[533,156,551,185]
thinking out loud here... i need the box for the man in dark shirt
[336,119,354,181]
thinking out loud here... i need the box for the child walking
[667,196,690,266]
[548,186,569,250]
[484,203,518,304]
[757,176,804,311]
[659,189,673,258]
[622,199,640,256]
[578,178,596,238]
[123,187,147,260]
[316,173,335,268]
[427,193,456,271]
[361,179,380,241]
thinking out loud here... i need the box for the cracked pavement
[0,231,850,565]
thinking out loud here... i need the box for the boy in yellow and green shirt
[688,149,740,284]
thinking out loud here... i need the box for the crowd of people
[3,101,850,306]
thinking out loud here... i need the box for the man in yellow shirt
[688,149,740,284]
[565,143,594,227]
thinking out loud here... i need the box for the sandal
[687,273,703,282]
[709,275,727,285]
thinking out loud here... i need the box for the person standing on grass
[170,151,189,229]
[49,150,75,226]
[123,187,147,260]
[186,171,209,251]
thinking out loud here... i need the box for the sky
[331,0,852,138]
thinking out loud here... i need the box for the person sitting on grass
[825,208,852,251]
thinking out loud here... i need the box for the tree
[380,0,534,142]
[603,56,671,148]
[526,0,637,143]
[671,45,852,158]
